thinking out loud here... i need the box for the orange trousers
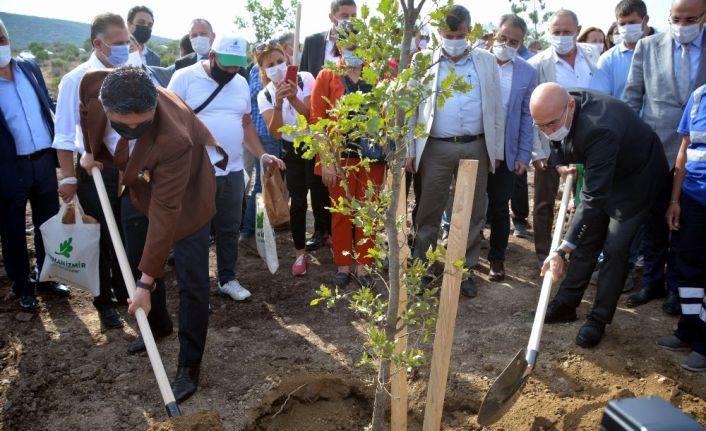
[327,159,386,267]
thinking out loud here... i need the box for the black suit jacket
[300,31,328,79]
[0,58,57,200]
[552,90,669,247]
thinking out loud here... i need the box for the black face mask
[132,25,152,44]
[210,60,238,86]
[111,120,152,140]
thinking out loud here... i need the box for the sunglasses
[255,39,280,52]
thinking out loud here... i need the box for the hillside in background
[1,12,172,49]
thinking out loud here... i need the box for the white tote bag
[255,161,279,274]
[39,198,101,296]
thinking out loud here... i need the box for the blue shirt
[589,42,634,98]
[430,52,484,137]
[0,59,53,156]
[678,86,706,207]
[673,29,703,90]
[249,65,270,138]
[518,46,534,60]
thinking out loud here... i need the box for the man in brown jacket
[78,66,226,403]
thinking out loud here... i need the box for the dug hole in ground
[2,173,706,430]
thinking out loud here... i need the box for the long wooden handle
[91,167,180,416]
[526,174,574,358]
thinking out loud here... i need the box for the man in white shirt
[528,9,600,266]
[52,12,132,330]
[168,34,285,303]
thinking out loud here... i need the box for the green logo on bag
[56,238,73,258]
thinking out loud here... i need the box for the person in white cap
[168,33,285,303]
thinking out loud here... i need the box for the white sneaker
[218,279,252,302]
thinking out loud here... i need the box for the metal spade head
[477,348,533,426]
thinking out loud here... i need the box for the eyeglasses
[533,103,569,130]
[668,10,706,26]
[255,39,280,52]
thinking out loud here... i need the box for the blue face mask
[343,50,363,67]
[106,44,130,66]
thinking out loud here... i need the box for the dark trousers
[556,208,649,324]
[77,164,124,305]
[282,142,310,250]
[121,194,210,367]
[487,164,515,261]
[511,171,529,225]
[673,193,706,355]
[214,170,245,285]
[642,170,679,294]
[533,166,560,258]
[0,151,59,297]
[309,161,331,237]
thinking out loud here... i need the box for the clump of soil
[148,410,224,431]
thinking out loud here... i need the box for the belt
[430,134,485,143]
[17,148,51,161]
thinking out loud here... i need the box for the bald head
[530,83,576,138]
[671,0,706,21]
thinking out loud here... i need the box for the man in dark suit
[127,5,160,66]
[174,19,213,71]
[79,66,226,403]
[0,20,69,312]
[534,83,668,348]
[297,0,357,250]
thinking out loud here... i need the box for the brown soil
[149,410,225,431]
[2,181,706,430]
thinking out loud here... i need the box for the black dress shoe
[662,291,681,316]
[544,299,577,324]
[305,231,327,251]
[332,272,351,287]
[18,295,38,312]
[626,285,665,307]
[575,319,606,348]
[172,365,200,403]
[460,278,477,298]
[127,328,173,355]
[36,281,70,297]
[96,305,125,329]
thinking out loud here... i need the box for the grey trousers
[214,170,245,285]
[413,138,490,268]
[532,166,560,259]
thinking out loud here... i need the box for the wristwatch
[553,247,568,261]
[136,280,156,293]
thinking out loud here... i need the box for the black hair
[615,0,648,18]
[180,34,194,55]
[127,5,154,24]
[100,66,158,114]
[330,0,356,14]
[91,13,126,41]
[445,5,471,32]
[498,14,528,37]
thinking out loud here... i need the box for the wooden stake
[293,2,302,66]
[422,160,478,431]
[391,167,409,431]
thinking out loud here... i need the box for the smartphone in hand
[285,65,298,85]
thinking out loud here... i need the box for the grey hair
[277,31,294,46]
[190,18,213,33]
[550,9,579,26]
[498,14,528,37]
[99,66,157,114]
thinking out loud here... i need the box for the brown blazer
[79,69,227,278]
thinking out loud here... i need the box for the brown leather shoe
[489,261,505,281]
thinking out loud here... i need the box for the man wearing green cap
[168,33,285,304]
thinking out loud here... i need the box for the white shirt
[168,61,251,175]
[553,47,593,88]
[430,53,484,137]
[325,30,340,63]
[52,52,107,154]
[257,72,315,142]
[498,59,514,111]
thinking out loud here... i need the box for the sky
[0,0,673,42]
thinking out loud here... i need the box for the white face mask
[541,105,572,141]
[0,45,11,68]
[671,23,702,44]
[493,43,517,62]
[550,35,576,55]
[589,43,604,54]
[442,38,468,57]
[190,36,211,56]
[265,62,288,83]
[619,23,644,44]
[613,33,624,46]
[127,50,142,67]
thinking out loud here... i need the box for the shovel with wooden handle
[91,166,181,418]
[477,174,574,426]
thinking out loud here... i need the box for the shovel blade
[477,348,531,426]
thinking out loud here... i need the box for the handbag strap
[194,83,226,114]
